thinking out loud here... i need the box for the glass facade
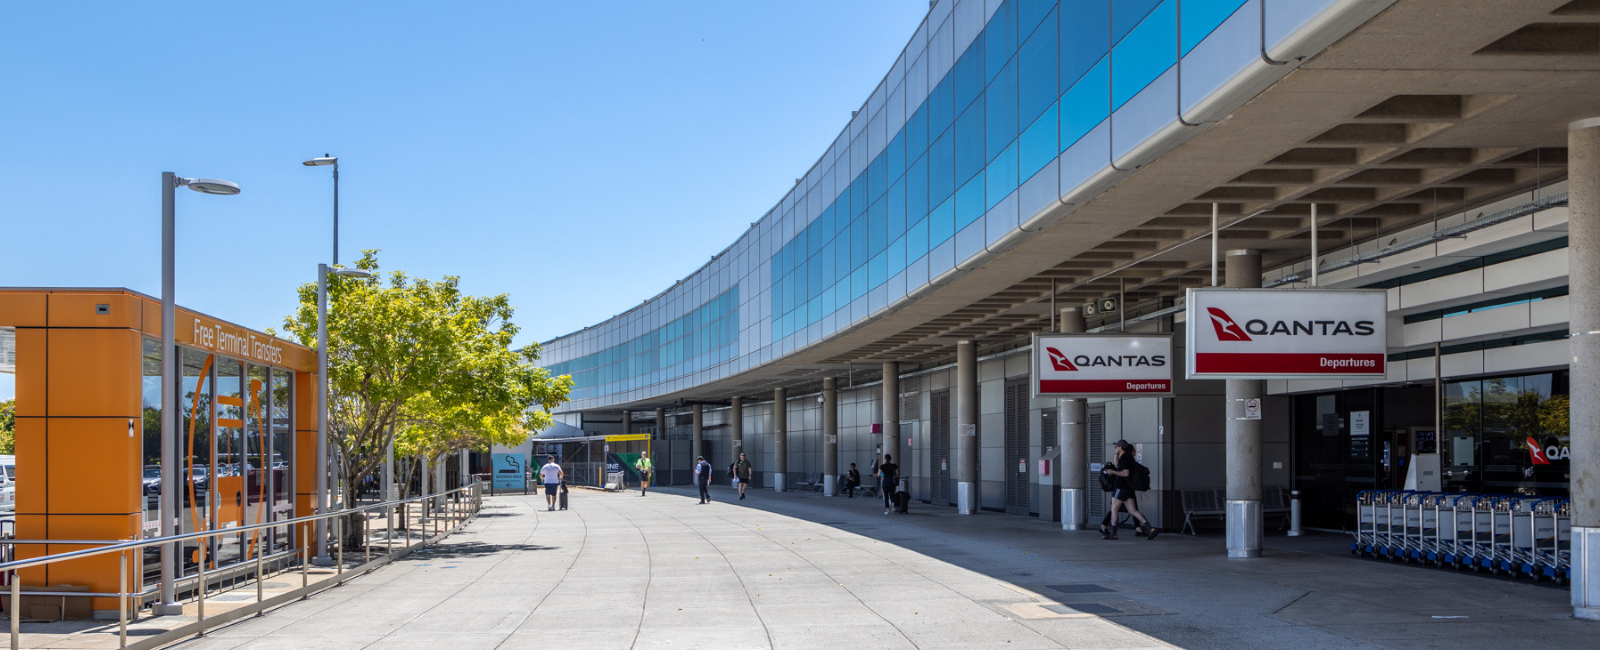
[542,0,1343,410]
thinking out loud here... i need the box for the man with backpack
[1100,440,1158,540]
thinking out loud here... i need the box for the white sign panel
[1244,398,1261,420]
[1185,288,1387,379]
[1032,333,1174,397]
[1351,411,1370,437]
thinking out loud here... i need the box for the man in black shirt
[877,454,899,515]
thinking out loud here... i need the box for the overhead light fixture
[302,155,337,167]
[331,268,373,279]
[180,178,241,195]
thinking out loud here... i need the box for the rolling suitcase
[893,490,910,513]
[559,484,569,510]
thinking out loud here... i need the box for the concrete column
[458,450,467,489]
[731,397,744,455]
[1058,307,1089,530]
[1569,117,1600,619]
[692,404,703,462]
[882,361,900,460]
[823,377,839,496]
[654,408,665,439]
[621,410,630,434]
[773,388,788,492]
[1225,249,1264,558]
[956,340,979,514]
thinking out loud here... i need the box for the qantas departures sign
[1032,333,1174,398]
[1185,288,1388,380]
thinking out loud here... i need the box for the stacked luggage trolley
[1353,490,1571,584]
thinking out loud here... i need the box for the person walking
[877,454,899,515]
[539,455,563,511]
[1101,441,1158,540]
[733,452,753,500]
[694,455,713,504]
[637,454,653,496]
[845,463,861,498]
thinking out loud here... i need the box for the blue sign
[492,453,526,490]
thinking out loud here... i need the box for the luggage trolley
[1534,498,1571,584]
[1400,491,1431,562]
[1353,490,1382,556]
[1415,493,1450,564]
[1433,493,1477,568]
[1507,496,1544,577]
[1466,494,1499,571]
[1381,491,1414,561]
[1486,495,1519,574]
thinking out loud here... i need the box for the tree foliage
[281,250,572,501]
[0,399,13,455]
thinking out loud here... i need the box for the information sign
[1186,288,1388,379]
[1032,333,1174,397]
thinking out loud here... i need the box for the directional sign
[1186,288,1388,379]
[1032,333,1173,397]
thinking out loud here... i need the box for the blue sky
[0,1,931,395]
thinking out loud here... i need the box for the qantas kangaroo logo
[1527,437,1550,465]
[1045,347,1079,371]
[1206,308,1253,342]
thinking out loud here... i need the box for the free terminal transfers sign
[1185,288,1388,379]
[1032,333,1173,397]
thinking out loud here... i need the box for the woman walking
[1100,441,1158,540]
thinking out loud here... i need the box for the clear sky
[0,1,932,399]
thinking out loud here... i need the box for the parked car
[0,483,14,512]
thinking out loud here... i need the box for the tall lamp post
[314,263,371,564]
[156,173,240,617]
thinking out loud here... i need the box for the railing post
[336,516,344,582]
[255,528,264,615]
[300,526,309,597]
[197,544,206,629]
[386,504,393,556]
[364,508,371,565]
[118,550,128,648]
[12,568,20,650]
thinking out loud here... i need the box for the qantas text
[1242,319,1375,336]
[1070,355,1166,367]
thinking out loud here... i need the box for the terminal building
[535,0,1600,616]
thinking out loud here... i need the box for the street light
[302,155,339,265]
[156,172,240,616]
[313,264,370,565]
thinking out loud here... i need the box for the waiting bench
[1182,487,1294,535]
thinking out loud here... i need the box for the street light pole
[156,172,239,617]
[314,262,372,566]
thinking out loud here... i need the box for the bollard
[300,527,309,596]
[1289,490,1304,537]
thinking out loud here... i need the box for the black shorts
[544,483,559,496]
[1112,488,1136,501]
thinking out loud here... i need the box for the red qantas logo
[1206,308,1253,342]
[1045,348,1079,371]
[1527,437,1550,465]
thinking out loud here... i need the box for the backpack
[1133,463,1151,492]
[1097,467,1116,492]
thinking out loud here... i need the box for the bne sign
[1032,333,1174,398]
[1185,288,1388,379]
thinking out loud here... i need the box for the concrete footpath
[170,485,1584,650]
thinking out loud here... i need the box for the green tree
[281,250,572,505]
[0,398,14,455]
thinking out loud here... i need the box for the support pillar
[731,396,744,455]
[1225,249,1264,558]
[1568,117,1600,619]
[773,388,787,492]
[691,404,703,463]
[956,340,979,514]
[882,361,900,461]
[823,377,838,496]
[1058,307,1089,530]
[621,410,630,435]
[654,408,665,438]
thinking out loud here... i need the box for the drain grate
[1045,584,1115,594]
[1044,602,1120,615]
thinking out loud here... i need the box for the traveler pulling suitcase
[559,483,569,510]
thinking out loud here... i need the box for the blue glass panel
[808,255,823,300]
[822,284,836,314]
[1113,0,1162,45]
[869,251,887,289]
[985,0,1017,83]
[987,143,1018,210]
[928,76,954,137]
[1061,0,1109,89]
[1181,0,1246,54]
[850,215,869,269]
[955,100,985,185]
[1060,57,1108,151]
[953,34,985,114]
[888,178,907,241]
[868,198,887,256]
[929,196,955,247]
[907,216,929,261]
[986,59,1018,162]
[835,229,852,278]
[807,222,823,258]
[906,104,928,160]
[851,174,868,217]
[1019,101,1059,179]
[1018,6,1058,127]
[821,241,836,287]
[955,172,985,231]
[869,153,887,202]
[1019,0,1056,40]
[929,129,955,205]
[888,235,907,276]
[1112,0,1175,110]
[851,267,869,301]
[906,154,929,223]
[887,130,906,181]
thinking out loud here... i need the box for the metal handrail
[2,480,484,650]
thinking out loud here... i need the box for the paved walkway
[171,485,1586,650]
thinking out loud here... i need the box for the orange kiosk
[0,288,318,618]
